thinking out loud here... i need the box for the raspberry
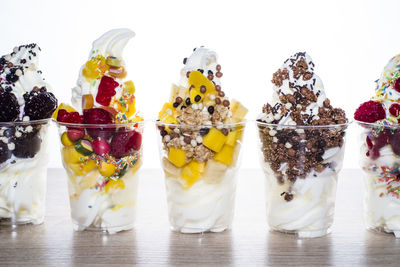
[57,109,83,124]
[96,76,119,106]
[83,108,115,139]
[389,103,400,117]
[354,100,386,123]
[23,88,58,120]
[110,128,142,158]
[0,91,19,122]
[394,78,400,93]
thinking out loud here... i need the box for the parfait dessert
[257,52,348,238]
[355,54,400,237]
[54,29,143,233]
[157,47,248,233]
[0,44,58,225]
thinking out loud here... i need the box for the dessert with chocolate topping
[355,54,400,238]
[0,44,58,225]
[257,52,348,238]
[157,47,247,233]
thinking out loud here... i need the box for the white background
[1,0,399,170]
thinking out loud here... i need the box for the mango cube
[168,147,187,167]
[202,128,227,152]
[214,145,234,165]
[190,87,204,104]
[188,71,216,96]
[230,99,248,122]
[181,161,205,188]
[225,130,237,147]
[62,146,84,164]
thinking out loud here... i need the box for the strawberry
[110,128,142,158]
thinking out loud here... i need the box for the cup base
[171,225,230,234]
[367,226,400,238]
[270,227,332,238]
[72,222,135,234]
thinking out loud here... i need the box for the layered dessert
[257,52,348,237]
[355,54,400,237]
[54,29,143,233]
[157,47,248,233]
[0,44,58,225]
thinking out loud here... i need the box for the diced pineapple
[230,99,248,122]
[214,145,234,165]
[162,157,182,178]
[202,128,227,152]
[69,160,96,176]
[168,147,187,167]
[188,71,216,96]
[169,84,187,103]
[203,159,228,184]
[124,80,135,94]
[225,130,237,147]
[181,161,205,188]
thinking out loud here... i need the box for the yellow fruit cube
[99,162,116,177]
[188,71,216,96]
[61,132,74,147]
[181,161,205,188]
[214,145,234,165]
[202,128,227,152]
[62,146,85,164]
[105,179,125,193]
[190,87,204,104]
[158,102,177,125]
[225,130,237,147]
[52,103,77,120]
[69,160,96,176]
[168,147,187,167]
[124,80,135,94]
[230,99,248,122]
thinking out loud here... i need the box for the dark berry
[83,108,115,139]
[24,91,58,120]
[0,92,19,122]
[394,78,400,93]
[208,106,214,115]
[389,103,400,117]
[200,128,209,136]
[390,130,400,156]
[12,126,41,158]
[6,73,19,83]
[96,76,119,106]
[194,95,201,102]
[183,58,187,64]
[354,100,386,123]
[185,98,191,106]
[173,102,179,108]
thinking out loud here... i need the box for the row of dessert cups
[0,119,397,238]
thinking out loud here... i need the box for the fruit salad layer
[0,44,57,224]
[55,29,143,232]
[257,52,347,237]
[355,54,400,237]
[157,47,247,233]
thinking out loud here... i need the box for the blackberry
[0,92,19,122]
[23,89,58,120]
[0,141,11,164]
[12,126,41,158]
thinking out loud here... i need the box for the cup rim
[155,119,247,128]
[255,120,351,129]
[355,120,400,129]
[53,119,145,128]
[0,118,51,126]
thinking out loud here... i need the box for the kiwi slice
[74,139,93,156]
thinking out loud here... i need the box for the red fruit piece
[389,103,400,117]
[67,129,85,141]
[394,78,400,93]
[93,138,111,155]
[96,76,119,106]
[366,130,391,159]
[110,128,142,158]
[57,109,83,124]
[390,130,400,156]
[83,108,115,139]
[354,100,386,123]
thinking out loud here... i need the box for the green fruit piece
[74,139,93,156]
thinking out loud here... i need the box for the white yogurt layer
[165,167,238,233]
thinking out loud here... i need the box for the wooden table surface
[0,168,399,266]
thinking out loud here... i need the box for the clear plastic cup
[0,119,50,226]
[357,121,400,238]
[56,121,143,233]
[256,121,349,238]
[156,121,246,233]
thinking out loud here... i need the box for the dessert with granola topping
[0,44,58,225]
[355,54,400,237]
[257,52,348,237]
[54,29,143,233]
[157,47,247,233]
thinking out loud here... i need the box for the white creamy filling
[165,167,238,233]
[68,169,139,233]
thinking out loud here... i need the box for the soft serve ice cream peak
[71,28,139,123]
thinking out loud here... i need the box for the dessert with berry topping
[157,47,247,233]
[0,44,58,225]
[355,54,400,237]
[54,29,143,233]
[256,52,348,238]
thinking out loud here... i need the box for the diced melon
[181,161,205,188]
[202,128,227,152]
[230,99,248,122]
[203,159,228,184]
[162,157,181,178]
[214,145,234,165]
[168,147,187,167]
[225,130,237,147]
